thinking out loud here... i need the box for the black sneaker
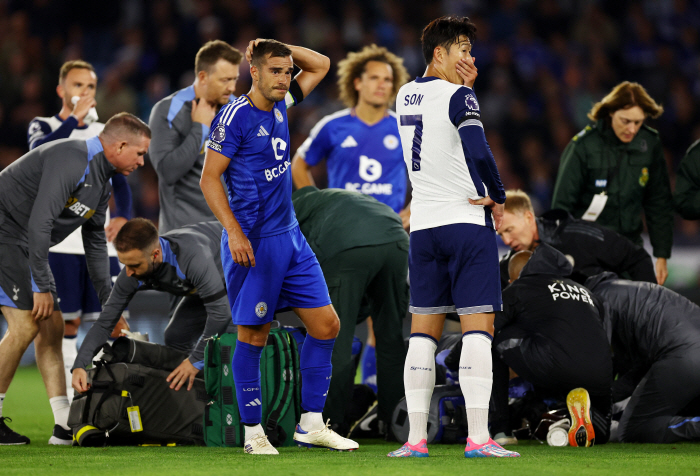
[0,417,30,445]
[48,424,73,445]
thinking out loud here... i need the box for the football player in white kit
[388,16,519,458]
[27,61,131,403]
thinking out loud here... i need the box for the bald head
[508,250,533,283]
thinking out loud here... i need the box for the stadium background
[1,0,700,356]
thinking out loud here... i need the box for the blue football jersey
[297,109,407,213]
[207,95,297,239]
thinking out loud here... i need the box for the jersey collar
[55,114,89,130]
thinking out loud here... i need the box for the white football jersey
[396,77,495,231]
[28,116,116,256]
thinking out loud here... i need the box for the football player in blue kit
[291,44,411,225]
[290,44,411,409]
[200,39,359,455]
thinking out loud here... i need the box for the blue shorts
[49,253,122,321]
[221,225,331,325]
[409,223,502,315]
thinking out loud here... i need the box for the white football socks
[244,424,264,442]
[459,332,493,445]
[404,335,437,445]
[62,336,78,401]
[0,393,5,418]
[49,396,70,430]
[299,411,324,432]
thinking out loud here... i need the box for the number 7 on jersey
[400,114,423,171]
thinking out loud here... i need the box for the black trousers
[321,241,409,428]
[619,348,700,443]
[492,325,612,443]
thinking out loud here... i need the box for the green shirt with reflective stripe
[552,121,673,258]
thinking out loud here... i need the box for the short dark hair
[101,112,152,141]
[250,40,292,67]
[59,60,96,83]
[195,40,243,74]
[114,218,159,253]
[420,16,477,65]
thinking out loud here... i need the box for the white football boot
[293,420,359,451]
[243,434,279,455]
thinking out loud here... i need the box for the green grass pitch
[3,366,700,475]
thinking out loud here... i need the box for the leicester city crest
[212,124,226,143]
[255,302,268,318]
[383,134,399,150]
[465,94,479,111]
[274,108,283,123]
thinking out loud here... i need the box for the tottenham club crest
[255,302,268,318]
[465,94,479,111]
[274,108,283,123]
[212,124,226,143]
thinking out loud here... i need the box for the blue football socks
[232,340,264,425]
[300,334,335,413]
[361,344,377,393]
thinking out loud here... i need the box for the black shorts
[0,242,59,312]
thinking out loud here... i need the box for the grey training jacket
[72,221,230,370]
[0,137,113,301]
[148,86,216,233]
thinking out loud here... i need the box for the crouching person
[71,219,235,393]
[491,245,613,447]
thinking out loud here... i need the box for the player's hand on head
[191,99,217,127]
[468,196,504,231]
[166,358,199,391]
[72,368,90,394]
[456,57,477,89]
[245,38,270,63]
[32,292,54,321]
[228,227,256,268]
[72,96,97,122]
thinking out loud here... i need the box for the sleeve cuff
[191,358,204,370]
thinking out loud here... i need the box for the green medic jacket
[673,139,700,220]
[551,121,673,258]
[291,186,408,265]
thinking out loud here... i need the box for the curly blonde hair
[336,44,410,108]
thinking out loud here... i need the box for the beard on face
[258,76,287,103]
[132,258,156,280]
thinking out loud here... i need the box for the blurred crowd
[0,0,699,238]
